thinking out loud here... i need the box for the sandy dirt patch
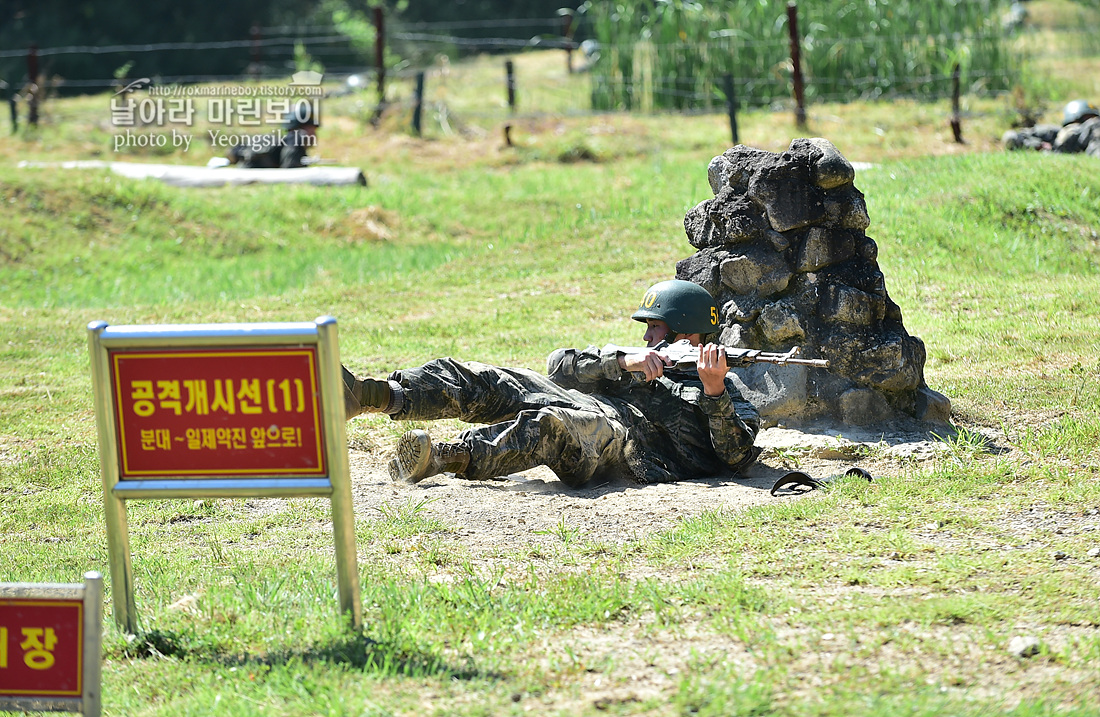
[346,424,961,554]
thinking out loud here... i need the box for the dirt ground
[346,423,963,555]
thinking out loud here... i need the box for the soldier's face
[643,320,671,347]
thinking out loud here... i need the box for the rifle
[604,340,829,379]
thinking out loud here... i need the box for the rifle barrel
[747,356,830,368]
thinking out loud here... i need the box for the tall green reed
[579,0,1019,111]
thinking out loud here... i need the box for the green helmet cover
[1063,99,1099,126]
[631,279,719,335]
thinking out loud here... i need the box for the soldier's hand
[697,343,728,397]
[619,350,672,382]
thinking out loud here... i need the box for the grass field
[3,6,1100,715]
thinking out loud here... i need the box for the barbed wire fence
[5,8,1098,140]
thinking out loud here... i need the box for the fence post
[786,2,806,128]
[372,6,386,125]
[250,23,262,81]
[950,62,963,144]
[26,44,38,127]
[723,74,739,146]
[412,71,425,136]
[505,59,516,113]
[563,15,576,74]
[27,44,37,86]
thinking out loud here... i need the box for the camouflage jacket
[547,345,760,480]
[228,131,310,168]
[1054,117,1100,157]
[1006,118,1100,157]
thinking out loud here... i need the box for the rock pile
[676,138,951,427]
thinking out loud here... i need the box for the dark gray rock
[796,227,856,273]
[718,323,751,348]
[848,335,925,394]
[914,386,952,423]
[806,137,855,190]
[728,363,809,423]
[884,297,904,322]
[719,247,792,298]
[684,199,722,249]
[708,188,769,245]
[859,237,878,262]
[676,139,951,427]
[822,284,886,327]
[758,301,805,343]
[767,230,791,251]
[840,191,871,231]
[721,295,762,323]
[707,154,732,195]
[822,187,870,231]
[676,249,727,297]
[747,161,827,232]
[839,388,894,424]
[709,145,773,194]
[685,190,771,248]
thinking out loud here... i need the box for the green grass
[4,20,1100,714]
[4,146,1098,715]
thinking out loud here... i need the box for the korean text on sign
[110,348,327,477]
[0,601,83,698]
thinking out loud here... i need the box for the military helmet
[1062,99,1099,126]
[285,99,320,130]
[631,279,719,335]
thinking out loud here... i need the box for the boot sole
[342,366,364,419]
[389,429,432,484]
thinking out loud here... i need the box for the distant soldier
[1004,100,1099,157]
[342,280,761,488]
[227,100,319,168]
[1053,100,1100,157]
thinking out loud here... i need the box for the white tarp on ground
[18,160,367,188]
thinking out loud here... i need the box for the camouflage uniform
[1004,118,1100,157]
[227,130,311,168]
[385,346,760,487]
[1002,125,1060,152]
[1053,117,1100,157]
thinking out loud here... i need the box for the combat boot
[389,429,471,484]
[730,445,762,474]
[342,365,392,419]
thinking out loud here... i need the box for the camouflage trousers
[388,359,633,487]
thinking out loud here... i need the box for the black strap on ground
[769,471,823,495]
[770,467,873,497]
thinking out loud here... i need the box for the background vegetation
[0,0,572,88]
[583,0,1018,111]
[5,0,1091,109]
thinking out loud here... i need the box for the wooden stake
[786,3,806,128]
[950,62,964,144]
[505,60,516,114]
[412,71,425,137]
[371,7,386,125]
[723,74,739,145]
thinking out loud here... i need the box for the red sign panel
[0,600,83,697]
[110,348,326,477]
